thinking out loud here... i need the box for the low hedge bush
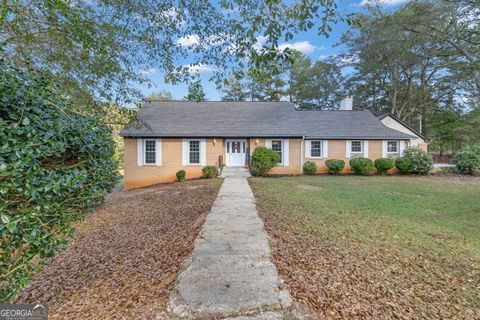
[251,147,280,176]
[176,170,186,181]
[202,166,218,178]
[395,157,413,174]
[453,145,480,175]
[325,159,345,175]
[403,148,434,174]
[349,157,375,175]
[374,158,395,174]
[303,161,317,175]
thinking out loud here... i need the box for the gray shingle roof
[120,101,415,140]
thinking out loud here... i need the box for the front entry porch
[225,139,248,167]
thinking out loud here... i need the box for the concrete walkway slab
[169,176,291,319]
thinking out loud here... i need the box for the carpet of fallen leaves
[251,180,480,320]
[15,178,223,320]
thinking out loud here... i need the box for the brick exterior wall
[124,138,224,189]
[123,138,412,189]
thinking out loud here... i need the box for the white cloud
[278,41,317,54]
[160,7,178,18]
[139,68,156,76]
[176,35,201,47]
[183,64,217,74]
[360,0,409,7]
[253,35,269,51]
[317,54,337,61]
[254,37,319,55]
[176,34,227,49]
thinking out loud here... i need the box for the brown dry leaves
[256,198,480,320]
[15,179,222,320]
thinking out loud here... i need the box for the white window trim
[137,138,162,166]
[346,140,368,158]
[387,140,399,153]
[382,140,403,158]
[182,138,206,166]
[350,140,363,158]
[266,138,289,166]
[305,140,328,158]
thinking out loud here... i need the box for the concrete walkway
[168,174,292,319]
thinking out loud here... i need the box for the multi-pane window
[144,140,156,164]
[387,141,399,153]
[351,140,362,153]
[189,140,200,164]
[350,140,363,158]
[271,140,283,164]
[310,140,322,157]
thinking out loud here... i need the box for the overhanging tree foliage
[1,0,351,106]
[0,60,120,301]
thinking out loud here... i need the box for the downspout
[300,136,305,173]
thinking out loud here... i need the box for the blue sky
[137,0,408,101]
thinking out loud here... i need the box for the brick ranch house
[120,99,428,189]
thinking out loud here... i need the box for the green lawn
[250,175,480,319]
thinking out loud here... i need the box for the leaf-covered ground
[250,175,480,320]
[16,178,223,319]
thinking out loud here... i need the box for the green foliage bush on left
[176,170,186,181]
[374,158,395,174]
[251,147,280,177]
[325,159,345,175]
[202,166,218,178]
[395,157,413,174]
[303,161,317,175]
[0,60,120,301]
[349,157,375,175]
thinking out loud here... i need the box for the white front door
[226,139,246,167]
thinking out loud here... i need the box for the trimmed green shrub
[251,147,280,176]
[349,157,375,175]
[176,170,186,181]
[0,60,120,301]
[403,148,434,174]
[202,166,218,178]
[453,145,480,174]
[395,157,413,174]
[374,158,395,174]
[325,159,345,175]
[303,161,317,175]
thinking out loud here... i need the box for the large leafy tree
[184,80,207,102]
[247,64,289,101]
[1,0,351,106]
[289,53,345,109]
[148,90,174,101]
[221,74,248,101]
[399,0,480,103]
[341,1,461,135]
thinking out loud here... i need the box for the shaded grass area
[250,175,480,319]
[16,179,223,320]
